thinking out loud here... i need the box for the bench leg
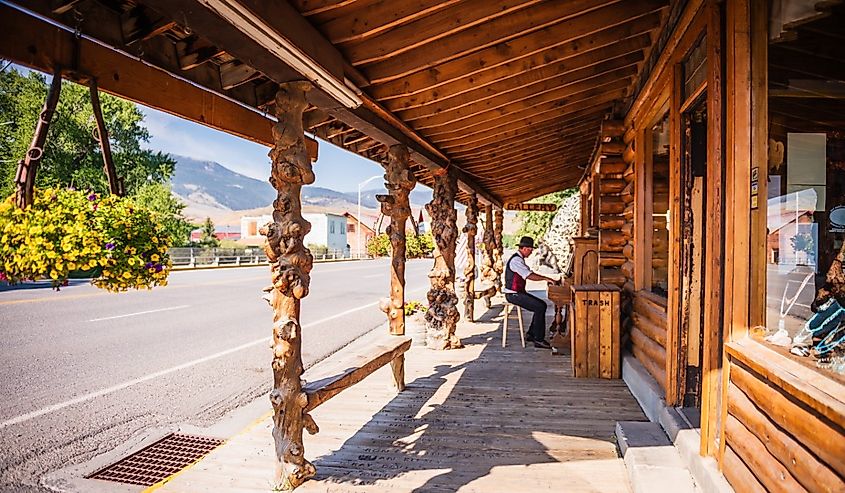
[390,354,405,392]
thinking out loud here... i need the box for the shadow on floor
[309,302,646,492]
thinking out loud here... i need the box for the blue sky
[140,106,387,193]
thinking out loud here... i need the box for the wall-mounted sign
[750,167,759,209]
[504,203,559,212]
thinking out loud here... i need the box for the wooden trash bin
[570,284,621,378]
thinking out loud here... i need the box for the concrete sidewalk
[145,294,646,493]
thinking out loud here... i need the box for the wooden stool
[502,302,526,348]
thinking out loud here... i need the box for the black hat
[518,236,535,248]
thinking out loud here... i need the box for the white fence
[169,247,366,268]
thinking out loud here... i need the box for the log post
[260,82,318,491]
[425,170,462,349]
[14,68,63,209]
[463,194,479,321]
[377,145,415,335]
[480,205,498,308]
[89,79,123,196]
[493,208,505,292]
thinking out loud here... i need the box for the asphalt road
[0,258,433,492]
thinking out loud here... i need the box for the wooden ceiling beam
[466,142,596,176]
[504,180,584,203]
[0,4,323,156]
[364,0,664,84]
[441,107,606,152]
[388,37,648,114]
[458,130,598,166]
[322,0,462,44]
[406,65,638,129]
[372,12,661,101]
[451,120,600,160]
[425,84,627,143]
[288,0,361,20]
[344,0,550,65]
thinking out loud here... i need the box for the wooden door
[678,100,708,409]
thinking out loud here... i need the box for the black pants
[505,291,547,342]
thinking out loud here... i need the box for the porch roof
[4,0,669,206]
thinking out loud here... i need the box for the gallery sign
[504,203,558,212]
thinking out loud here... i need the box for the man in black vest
[504,236,559,348]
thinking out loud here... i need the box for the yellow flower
[152,237,159,243]
[88,260,98,268]
[151,254,159,262]
[123,272,132,279]
[49,270,58,279]
[67,262,77,271]
[127,258,135,266]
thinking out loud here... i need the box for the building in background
[344,212,377,257]
[240,213,348,254]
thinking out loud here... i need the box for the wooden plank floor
[150,299,646,493]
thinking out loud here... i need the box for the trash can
[571,284,621,379]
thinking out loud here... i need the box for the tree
[198,217,220,248]
[132,183,195,247]
[366,233,390,257]
[515,188,578,240]
[407,232,435,258]
[0,68,175,198]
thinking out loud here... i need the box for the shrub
[0,188,171,291]
[404,300,427,316]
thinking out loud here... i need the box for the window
[649,111,671,296]
[330,221,335,234]
[347,223,356,233]
[759,6,845,379]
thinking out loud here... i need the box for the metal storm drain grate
[86,433,224,486]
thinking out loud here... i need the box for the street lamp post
[357,174,382,258]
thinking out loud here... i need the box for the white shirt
[503,253,532,293]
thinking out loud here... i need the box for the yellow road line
[142,411,273,492]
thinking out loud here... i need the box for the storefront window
[650,112,670,296]
[761,4,845,378]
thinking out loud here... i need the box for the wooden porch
[148,298,646,493]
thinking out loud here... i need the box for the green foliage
[0,68,175,197]
[502,234,516,248]
[132,183,194,247]
[0,188,170,291]
[367,232,435,258]
[367,233,390,257]
[198,217,220,248]
[514,188,578,241]
[404,300,427,316]
[407,232,434,258]
[307,243,329,257]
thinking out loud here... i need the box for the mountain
[171,155,434,211]
[169,155,434,226]
[171,155,275,210]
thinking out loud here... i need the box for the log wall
[722,352,845,493]
[631,290,668,392]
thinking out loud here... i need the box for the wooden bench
[302,330,411,412]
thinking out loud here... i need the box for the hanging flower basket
[0,188,171,291]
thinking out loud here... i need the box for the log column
[425,170,462,349]
[377,145,415,335]
[15,69,62,209]
[260,82,318,491]
[462,194,479,322]
[479,205,498,308]
[493,208,505,292]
